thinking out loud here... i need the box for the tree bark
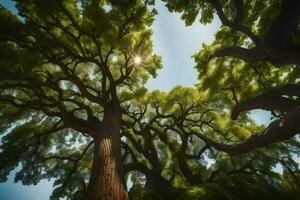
[86,104,128,200]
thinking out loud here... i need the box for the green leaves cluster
[0,0,300,199]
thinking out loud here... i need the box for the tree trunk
[86,104,128,200]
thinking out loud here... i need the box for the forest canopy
[0,0,299,200]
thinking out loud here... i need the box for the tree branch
[196,106,300,155]
[208,0,261,45]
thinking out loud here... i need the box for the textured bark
[86,104,128,200]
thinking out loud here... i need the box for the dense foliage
[0,0,299,200]
[164,0,300,154]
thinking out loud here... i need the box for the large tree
[1,0,300,199]
[164,0,300,154]
[0,0,161,199]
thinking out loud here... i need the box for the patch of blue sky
[0,167,53,200]
[146,0,220,91]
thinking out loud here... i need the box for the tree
[1,0,300,199]
[163,0,300,154]
[123,86,300,199]
[0,0,161,199]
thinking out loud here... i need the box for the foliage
[0,0,161,199]
[176,184,235,200]
[0,0,300,199]
[163,0,300,153]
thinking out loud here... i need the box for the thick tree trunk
[86,104,128,200]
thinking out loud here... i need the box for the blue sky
[0,0,272,199]
[146,0,220,91]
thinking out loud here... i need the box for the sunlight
[133,56,142,65]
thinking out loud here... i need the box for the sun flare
[133,56,142,65]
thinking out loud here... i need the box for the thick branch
[232,95,299,120]
[212,46,267,62]
[231,84,300,120]
[196,106,300,155]
[264,0,300,47]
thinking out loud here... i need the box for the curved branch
[231,95,299,120]
[196,106,300,155]
[123,162,150,176]
[212,46,267,63]
[231,84,300,119]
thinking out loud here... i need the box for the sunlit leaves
[0,1,162,199]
